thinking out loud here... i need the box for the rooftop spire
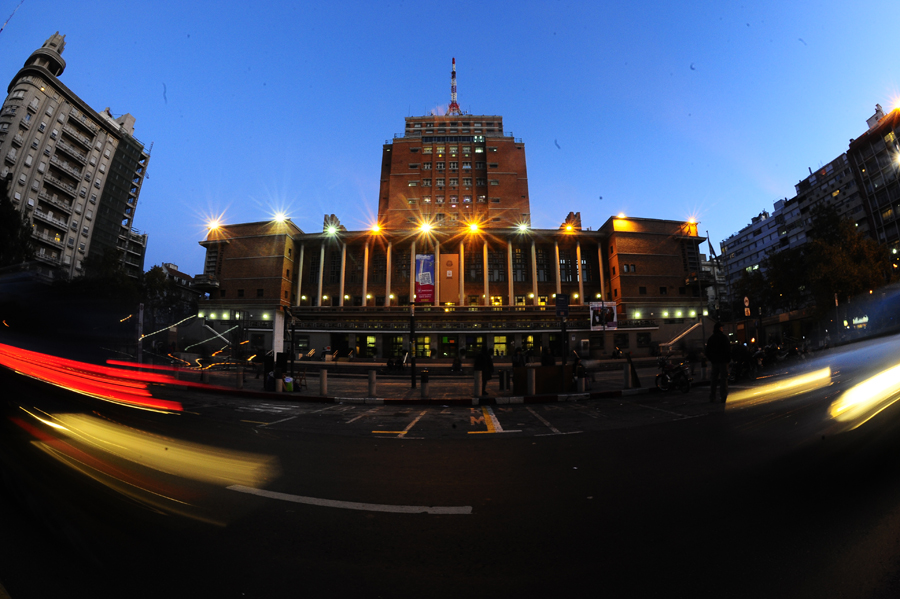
[448,57,461,116]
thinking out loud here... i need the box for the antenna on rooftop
[448,57,461,116]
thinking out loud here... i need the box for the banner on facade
[590,302,617,331]
[415,254,435,303]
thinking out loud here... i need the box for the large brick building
[194,62,709,359]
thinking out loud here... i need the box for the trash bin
[283,376,294,392]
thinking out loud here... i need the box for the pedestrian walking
[474,346,494,395]
[705,322,731,403]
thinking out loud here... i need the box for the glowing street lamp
[468,223,480,233]
[420,222,433,233]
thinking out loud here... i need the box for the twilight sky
[1,0,899,276]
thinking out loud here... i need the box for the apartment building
[0,32,150,279]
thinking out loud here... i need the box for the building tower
[377,60,530,230]
[0,32,150,279]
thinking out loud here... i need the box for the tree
[0,175,33,268]
[761,245,808,313]
[805,205,893,320]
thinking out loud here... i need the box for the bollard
[237,367,244,390]
[275,377,283,393]
[320,369,328,396]
[623,362,632,389]
[368,370,376,397]
[201,370,209,384]
[527,367,536,396]
[474,371,482,396]
[499,370,506,392]
[701,364,707,380]
[577,376,586,393]
[421,369,429,399]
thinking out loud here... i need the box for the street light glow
[420,222,433,233]
[273,212,287,223]
[469,223,479,232]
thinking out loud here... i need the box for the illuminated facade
[0,33,150,279]
[194,64,707,359]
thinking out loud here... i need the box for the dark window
[639,286,647,295]
[372,253,387,283]
[220,290,226,297]
[678,287,687,295]
[614,333,630,349]
[637,333,651,348]
[466,251,483,283]
[488,251,506,283]
[237,289,244,297]
[395,251,410,282]
[512,247,529,283]
[580,258,593,282]
[559,249,575,283]
[329,251,341,284]
[536,248,551,283]
[659,287,667,295]
[257,288,264,297]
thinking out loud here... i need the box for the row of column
[294,238,608,307]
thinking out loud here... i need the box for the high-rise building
[847,104,900,253]
[378,59,530,230]
[0,32,150,279]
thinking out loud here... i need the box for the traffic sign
[556,293,569,318]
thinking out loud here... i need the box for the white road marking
[527,406,562,434]
[258,415,298,427]
[228,484,472,515]
[345,407,381,424]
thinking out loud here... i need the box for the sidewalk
[165,363,712,406]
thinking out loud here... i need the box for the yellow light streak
[727,367,832,408]
[829,362,900,428]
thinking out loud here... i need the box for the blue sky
[2,0,899,275]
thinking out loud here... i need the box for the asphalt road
[4,339,900,598]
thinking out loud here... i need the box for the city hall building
[193,62,709,360]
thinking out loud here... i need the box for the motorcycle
[655,357,692,393]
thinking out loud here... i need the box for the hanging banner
[415,254,435,303]
[590,302,617,331]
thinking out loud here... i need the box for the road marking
[625,400,689,418]
[228,484,472,515]
[258,415,298,427]
[240,420,269,425]
[527,406,562,434]
[310,405,341,414]
[468,406,520,434]
[372,410,428,437]
[346,407,381,424]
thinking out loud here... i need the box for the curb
[167,381,675,406]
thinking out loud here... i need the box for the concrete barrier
[474,371,482,396]
[320,369,328,395]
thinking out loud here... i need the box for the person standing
[705,322,731,403]
[475,346,494,395]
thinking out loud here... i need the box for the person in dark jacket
[705,322,731,403]
[474,346,494,395]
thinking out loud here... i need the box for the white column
[597,245,606,301]
[362,241,369,306]
[385,241,392,306]
[434,241,441,307]
[531,240,538,306]
[338,243,347,306]
[409,241,416,302]
[554,241,562,297]
[507,240,514,306]
[482,242,489,306]
[295,244,304,305]
[459,243,465,305]
[317,244,325,306]
[272,309,285,357]
[576,240,584,305]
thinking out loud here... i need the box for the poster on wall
[590,302,617,331]
[415,254,435,303]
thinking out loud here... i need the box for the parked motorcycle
[655,357,692,393]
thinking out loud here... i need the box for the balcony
[44,174,77,197]
[32,209,68,231]
[62,125,92,149]
[55,140,87,164]
[32,230,65,250]
[49,154,83,179]
[11,135,23,147]
[37,190,73,214]
[192,274,220,292]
